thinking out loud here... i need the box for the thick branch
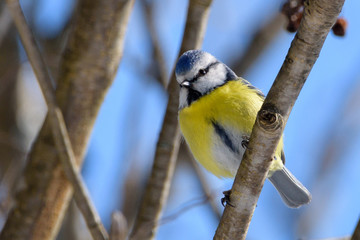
[214,0,345,239]
[0,11,23,231]
[4,1,108,239]
[0,4,12,47]
[129,0,213,239]
[0,0,134,239]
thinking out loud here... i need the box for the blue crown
[175,50,206,76]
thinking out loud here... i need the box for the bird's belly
[180,114,247,178]
[210,125,246,177]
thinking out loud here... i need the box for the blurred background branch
[139,0,222,223]
[0,0,134,239]
[183,144,222,219]
[229,13,285,76]
[0,3,25,231]
[141,0,168,88]
[110,211,128,240]
[0,4,12,46]
[129,0,213,239]
[3,0,109,238]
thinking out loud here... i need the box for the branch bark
[0,4,12,47]
[184,145,222,220]
[0,0,134,239]
[141,0,168,87]
[214,0,345,239]
[3,2,109,238]
[0,10,24,231]
[129,0,213,239]
[352,217,360,240]
[110,211,128,240]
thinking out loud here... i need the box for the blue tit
[175,50,311,208]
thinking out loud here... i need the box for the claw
[241,139,249,149]
[221,190,235,207]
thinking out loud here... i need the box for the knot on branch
[257,108,283,133]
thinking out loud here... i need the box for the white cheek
[196,67,227,93]
[212,67,226,83]
[195,80,210,93]
[179,88,188,109]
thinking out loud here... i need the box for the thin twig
[129,0,213,239]
[299,78,360,235]
[352,217,360,240]
[110,211,128,240]
[320,237,350,240]
[184,144,222,219]
[141,0,168,87]
[4,0,108,239]
[158,194,211,226]
[214,0,345,239]
[230,13,285,76]
[141,0,222,228]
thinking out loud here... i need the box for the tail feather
[269,166,311,208]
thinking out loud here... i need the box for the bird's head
[175,50,237,109]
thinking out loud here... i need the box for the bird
[175,50,311,208]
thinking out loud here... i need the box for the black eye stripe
[187,61,219,83]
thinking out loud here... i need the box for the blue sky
[25,0,360,239]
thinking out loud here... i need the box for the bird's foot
[241,136,250,149]
[221,190,235,207]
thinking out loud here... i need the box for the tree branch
[1,0,134,239]
[3,0,114,239]
[141,0,168,87]
[352,217,360,240]
[129,0,213,239]
[110,211,128,240]
[229,13,285,76]
[184,145,222,220]
[0,16,24,231]
[0,4,12,47]
[214,0,345,239]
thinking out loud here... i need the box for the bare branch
[110,211,128,240]
[214,0,345,239]
[230,13,285,76]
[1,0,135,239]
[0,4,12,47]
[0,8,24,231]
[141,0,168,87]
[352,217,360,240]
[129,0,213,239]
[184,144,222,219]
[158,195,210,226]
[4,0,109,239]
[320,237,350,240]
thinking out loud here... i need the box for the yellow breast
[179,80,284,178]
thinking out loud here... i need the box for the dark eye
[198,69,207,76]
